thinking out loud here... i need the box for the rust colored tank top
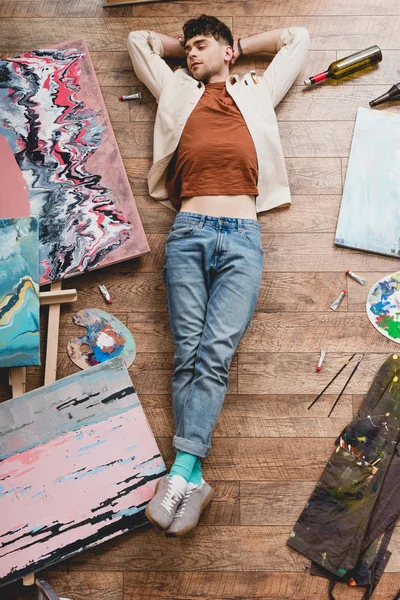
[166,81,259,210]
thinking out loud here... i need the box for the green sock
[169,450,198,482]
[188,457,202,486]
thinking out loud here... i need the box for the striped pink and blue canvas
[0,357,166,587]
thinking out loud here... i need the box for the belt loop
[237,218,243,232]
[198,214,206,229]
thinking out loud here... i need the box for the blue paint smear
[31,491,45,499]
[138,464,166,477]
[91,466,111,476]
[10,524,28,534]
[53,456,162,484]
[0,486,20,497]
[93,341,124,364]
[370,298,395,316]
[118,456,137,466]
[78,439,106,454]
[112,504,143,519]
[54,461,121,483]
[136,456,163,470]
[125,445,137,452]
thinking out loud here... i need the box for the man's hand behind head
[230,40,239,66]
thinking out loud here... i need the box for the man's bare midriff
[179,195,257,220]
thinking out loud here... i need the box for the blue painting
[0,217,40,367]
[335,107,400,257]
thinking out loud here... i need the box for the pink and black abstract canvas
[0,357,166,587]
[0,41,149,284]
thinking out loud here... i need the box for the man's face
[184,34,232,82]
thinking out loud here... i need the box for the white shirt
[127,27,310,213]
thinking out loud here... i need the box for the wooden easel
[9,281,77,589]
[43,281,63,386]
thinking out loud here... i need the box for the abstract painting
[0,357,166,587]
[367,271,400,343]
[0,217,40,367]
[67,308,136,370]
[335,107,400,258]
[0,41,149,284]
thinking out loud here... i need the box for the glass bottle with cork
[304,46,382,86]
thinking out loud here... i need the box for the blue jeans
[164,211,264,458]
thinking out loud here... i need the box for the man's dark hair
[182,14,234,48]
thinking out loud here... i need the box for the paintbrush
[327,356,363,417]
[308,353,356,410]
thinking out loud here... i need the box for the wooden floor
[3,0,400,598]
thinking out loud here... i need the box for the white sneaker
[166,479,214,537]
[145,474,187,530]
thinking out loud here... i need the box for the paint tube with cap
[330,289,346,311]
[316,348,327,372]
[98,284,112,304]
[346,270,366,286]
[119,92,142,102]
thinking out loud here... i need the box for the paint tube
[98,284,112,304]
[316,348,327,371]
[119,93,142,101]
[330,289,346,311]
[346,270,366,286]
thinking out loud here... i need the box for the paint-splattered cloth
[288,354,400,599]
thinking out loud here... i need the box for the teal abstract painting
[0,217,40,367]
[335,107,400,257]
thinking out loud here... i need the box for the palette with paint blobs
[67,308,136,370]
[367,272,400,343]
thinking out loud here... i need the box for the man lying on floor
[128,14,309,537]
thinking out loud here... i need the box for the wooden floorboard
[2,0,400,598]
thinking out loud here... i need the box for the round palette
[366,272,400,343]
[67,308,136,370]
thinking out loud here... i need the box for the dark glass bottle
[369,83,400,107]
[304,46,382,86]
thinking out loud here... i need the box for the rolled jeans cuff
[173,435,209,459]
